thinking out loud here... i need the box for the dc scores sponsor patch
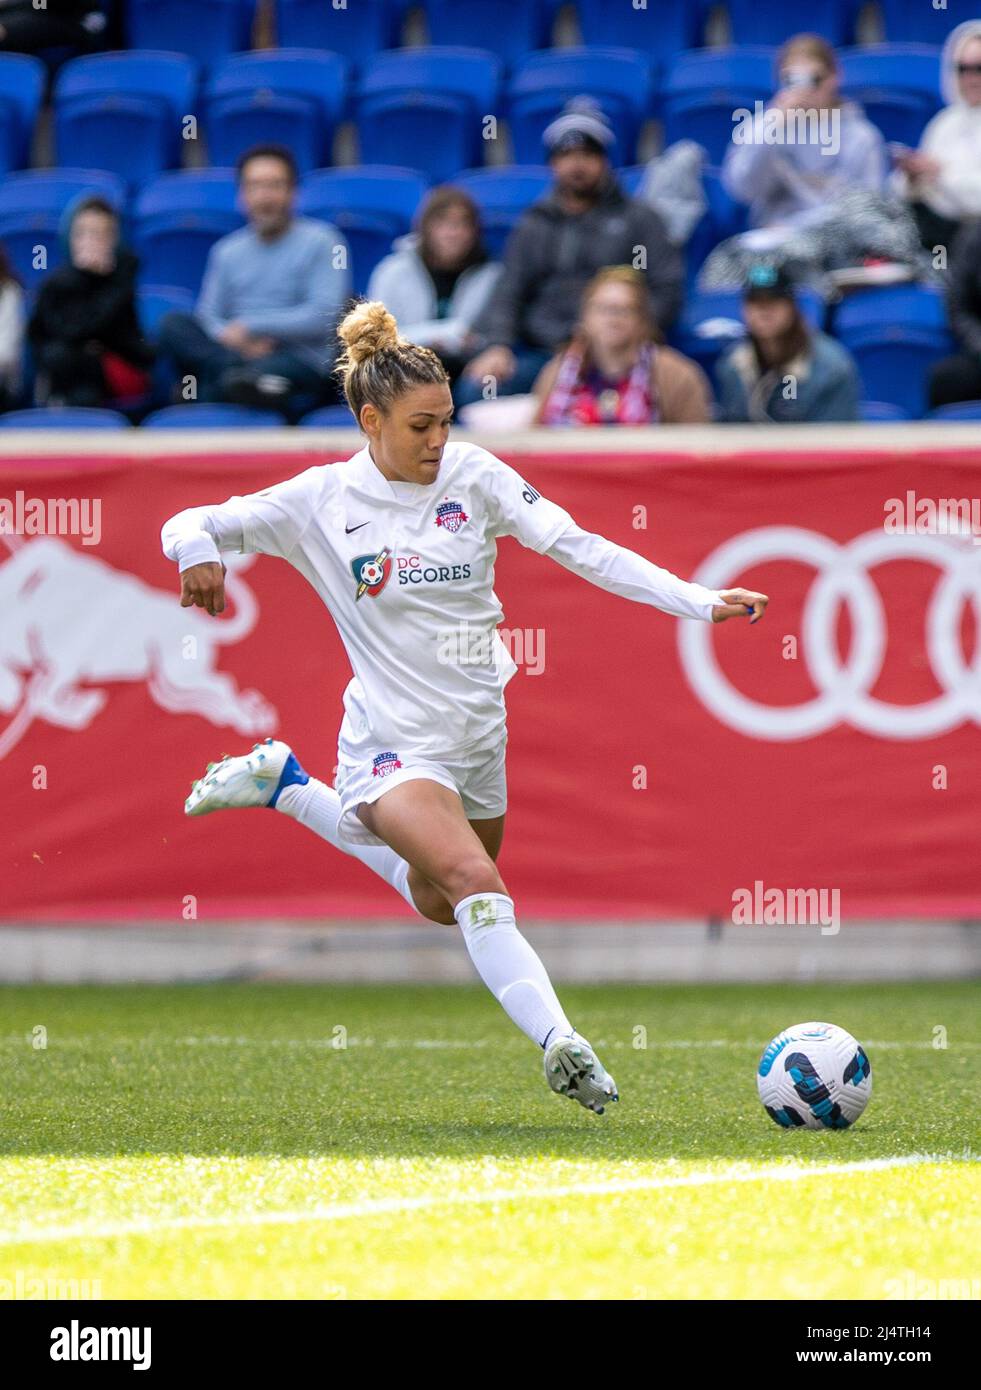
[351,547,392,600]
[434,498,469,534]
[372,751,403,778]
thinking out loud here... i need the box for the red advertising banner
[2,444,979,920]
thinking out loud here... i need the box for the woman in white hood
[893,19,981,246]
[366,187,501,384]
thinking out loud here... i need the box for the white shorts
[334,732,508,848]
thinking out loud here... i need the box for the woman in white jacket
[893,20,981,248]
[367,187,501,383]
[0,242,24,411]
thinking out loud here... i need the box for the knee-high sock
[454,891,574,1048]
[275,778,421,916]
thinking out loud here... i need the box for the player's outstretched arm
[543,523,768,625]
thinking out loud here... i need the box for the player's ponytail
[335,299,448,423]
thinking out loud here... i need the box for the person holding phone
[722,34,886,233]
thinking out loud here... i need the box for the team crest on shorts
[434,498,469,534]
[351,547,392,600]
[371,751,403,778]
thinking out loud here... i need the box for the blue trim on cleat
[267,747,310,808]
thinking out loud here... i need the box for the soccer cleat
[544,1031,619,1115]
[184,737,309,816]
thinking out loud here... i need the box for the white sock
[275,778,420,915]
[454,891,574,1048]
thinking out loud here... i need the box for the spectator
[715,262,860,422]
[533,266,711,425]
[457,98,683,406]
[0,242,24,411]
[723,34,886,234]
[892,20,981,252]
[367,186,501,385]
[0,0,105,53]
[928,218,981,409]
[157,144,351,416]
[27,194,154,408]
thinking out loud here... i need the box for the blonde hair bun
[337,300,402,369]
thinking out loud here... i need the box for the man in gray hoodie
[456,100,683,406]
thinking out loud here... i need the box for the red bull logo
[0,534,277,760]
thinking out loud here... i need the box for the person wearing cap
[715,263,860,423]
[457,98,683,407]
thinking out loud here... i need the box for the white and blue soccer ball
[757,1021,872,1129]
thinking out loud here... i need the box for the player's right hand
[180,561,226,615]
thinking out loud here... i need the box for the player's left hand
[712,587,768,624]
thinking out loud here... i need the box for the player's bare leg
[358,780,618,1114]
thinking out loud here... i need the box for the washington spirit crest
[434,498,469,534]
[371,751,403,778]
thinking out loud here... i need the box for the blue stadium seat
[0,55,45,176]
[671,285,825,385]
[141,404,285,428]
[508,48,653,166]
[124,0,256,69]
[860,400,913,422]
[137,284,196,407]
[834,283,949,335]
[834,285,953,418]
[297,165,430,294]
[725,0,853,46]
[53,53,198,190]
[0,168,128,293]
[204,50,349,175]
[298,405,359,426]
[926,401,981,421]
[0,407,131,429]
[137,284,196,336]
[422,0,553,68]
[881,0,980,43]
[577,0,703,73]
[133,169,243,295]
[356,48,502,182]
[452,166,551,257]
[663,48,776,166]
[838,45,943,147]
[276,0,403,70]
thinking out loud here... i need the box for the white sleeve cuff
[174,530,222,572]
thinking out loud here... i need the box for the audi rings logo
[679,527,981,740]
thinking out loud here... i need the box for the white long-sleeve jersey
[160,441,727,761]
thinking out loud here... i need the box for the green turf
[0,981,978,1299]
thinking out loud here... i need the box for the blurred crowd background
[1,0,981,430]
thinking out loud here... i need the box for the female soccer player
[161,301,768,1116]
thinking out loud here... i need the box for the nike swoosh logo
[345,521,370,534]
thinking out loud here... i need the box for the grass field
[0,980,978,1300]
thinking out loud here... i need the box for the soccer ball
[757,1021,872,1129]
[359,559,384,586]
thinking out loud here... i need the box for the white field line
[0,1154,972,1250]
[1,1037,976,1051]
